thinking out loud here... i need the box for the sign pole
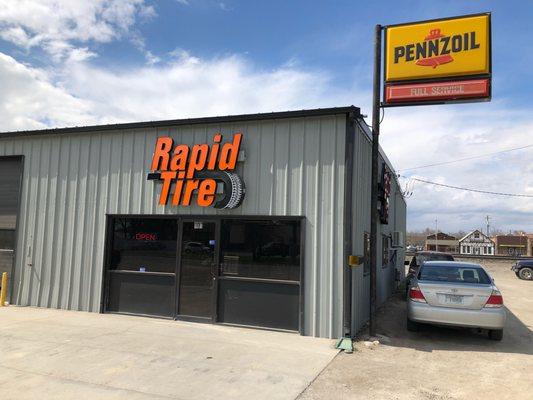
[369,24,382,338]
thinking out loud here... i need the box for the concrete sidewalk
[0,307,337,400]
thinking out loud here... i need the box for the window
[488,247,492,255]
[382,235,389,268]
[363,232,370,275]
[0,229,15,250]
[474,232,480,239]
[220,220,300,281]
[109,218,177,273]
[483,247,487,254]
[419,264,491,284]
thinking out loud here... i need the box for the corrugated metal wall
[350,121,407,334]
[0,113,347,338]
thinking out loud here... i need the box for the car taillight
[484,290,503,308]
[409,286,426,303]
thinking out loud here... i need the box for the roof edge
[0,106,360,138]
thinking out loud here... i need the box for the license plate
[444,294,463,304]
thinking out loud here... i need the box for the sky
[0,0,531,233]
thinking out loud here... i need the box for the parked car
[405,251,455,295]
[407,261,506,340]
[183,241,211,254]
[511,259,533,280]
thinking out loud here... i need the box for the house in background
[494,235,529,256]
[425,232,458,253]
[459,230,495,256]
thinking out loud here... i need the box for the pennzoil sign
[385,14,491,82]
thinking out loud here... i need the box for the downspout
[337,111,356,352]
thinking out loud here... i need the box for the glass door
[177,220,218,320]
[105,217,177,318]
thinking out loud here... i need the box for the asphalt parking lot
[299,259,533,400]
[0,307,337,400]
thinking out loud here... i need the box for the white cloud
[0,53,96,131]
[0,50,359,128]
[60,53,356,122]
[0,0,154,60]
[380,105,533,232]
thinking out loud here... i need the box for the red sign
[135,232,158,241]
[385,78,489,104]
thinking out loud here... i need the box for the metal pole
[0,272,8,306]
[435,218,438,251]
[369,24,382,338]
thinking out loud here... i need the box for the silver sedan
[407,261,506,340]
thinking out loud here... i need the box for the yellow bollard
[0,272,7,306]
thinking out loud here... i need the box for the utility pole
[369,24,382,338]
[435,218,438,252]
[486,215,490,237]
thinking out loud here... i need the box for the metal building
[0,106,406,339]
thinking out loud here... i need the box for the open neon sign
[135,232,158,241]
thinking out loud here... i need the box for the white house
[459,230,495,256]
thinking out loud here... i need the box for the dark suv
[511,259,533,280]
[405,251,455,294]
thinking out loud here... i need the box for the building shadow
[364,292,533,356]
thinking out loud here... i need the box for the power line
[403,176,533,198]
[398,143,533,172]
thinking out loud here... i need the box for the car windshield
[419,265,491,284]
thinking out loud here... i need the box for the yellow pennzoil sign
[385,14,491,82]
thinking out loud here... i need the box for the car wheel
[518,267,533,280]
[488,329,503,341]
[407,318,420,332]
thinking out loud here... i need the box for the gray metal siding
[350,122,372,332]
[0,114,347,339]
[350,121,407,334]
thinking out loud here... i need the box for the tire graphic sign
[147,133,246,209]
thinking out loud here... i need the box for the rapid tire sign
[148,133,245,209]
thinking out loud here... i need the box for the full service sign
[384,13,491,105]
[148,133,245,209]
[386,78,489,103]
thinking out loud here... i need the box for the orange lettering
[197,179,216,207]
[181,180,199,206]
[219,133,242,170]
[172,171,186,205]
[186,144,209,178]
[170,145,189,171]
[159,171,176,205]
[208,134,222,170]
[151,137,173,171]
